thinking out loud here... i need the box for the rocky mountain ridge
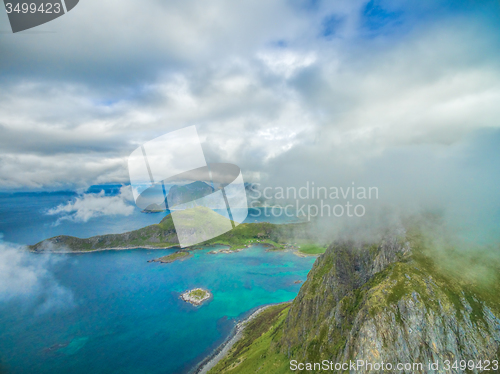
[208,227,500,373]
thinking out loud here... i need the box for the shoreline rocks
[208,247,245,254]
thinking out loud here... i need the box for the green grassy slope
[207,225,500,374]
[208,304,292,374]
[297,243,327,255]
[30,213,179,251]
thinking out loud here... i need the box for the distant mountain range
[143,181,215,212]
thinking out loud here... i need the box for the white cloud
[0,0,498,194]
[258,50,317,78]
[0,241,74,313]
[46,186,135,223]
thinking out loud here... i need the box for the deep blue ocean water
[0,189,302,245]
[0,191,315,374]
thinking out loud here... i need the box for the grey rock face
[281,235,500,374]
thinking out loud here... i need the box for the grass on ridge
[298,243,327,255]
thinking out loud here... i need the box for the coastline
[191,302,289,374]
[29,241,264,255]
[30,243,321,259]
[31,243,245,255]
[29,244,180,254]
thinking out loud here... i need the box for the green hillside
[30,211,322,253]
[208,225,500,374]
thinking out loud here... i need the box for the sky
[1,0,500,240]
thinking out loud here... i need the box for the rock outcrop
[280,232,500,373]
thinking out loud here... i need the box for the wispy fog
[0,239,73,314]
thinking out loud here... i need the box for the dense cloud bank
[0,0,499,242]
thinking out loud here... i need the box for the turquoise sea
[0,190,315,374]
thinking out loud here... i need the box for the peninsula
[30,209,326,257]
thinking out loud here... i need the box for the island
[30,212,327,257]
[148,251,192,263]
[180,288,212,306]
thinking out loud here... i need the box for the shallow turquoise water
[0,245,315,374]
[0,191,313,373]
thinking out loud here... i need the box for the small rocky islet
[148,251,192,263]
[180,288,212,306]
